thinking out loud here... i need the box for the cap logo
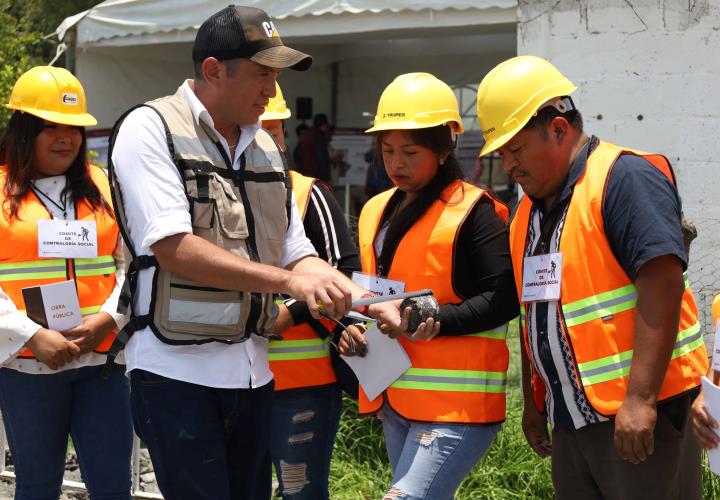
[262,21,279,38]
[62,93,78,106]
[383,112,405,118]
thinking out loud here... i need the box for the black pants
[130,369,274,500]
[551,393,701,500]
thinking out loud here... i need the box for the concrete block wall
[517,0,720,336]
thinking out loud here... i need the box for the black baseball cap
[192,5,312,71]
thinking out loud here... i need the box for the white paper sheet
[341,324,411,401]
[701,376,720,475]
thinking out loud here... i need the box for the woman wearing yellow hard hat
[340,72,518,499]
[260,82,362,500]
[0,66,132,498]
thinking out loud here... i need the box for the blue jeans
[269,384,342,499]
[0,364,132,500]
[130,369,274,500]
[380,405,500,500]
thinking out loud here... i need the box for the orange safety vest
[0,165,119,358]
[268,170,337,391]
[357,179,510,423]
[509,140,708,416]
[713,294,720,329]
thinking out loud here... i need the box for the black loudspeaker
[295,97,313,120]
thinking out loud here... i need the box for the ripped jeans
[380,404,500,500]
[269,384,342,499]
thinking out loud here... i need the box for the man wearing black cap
[109,6,369,499]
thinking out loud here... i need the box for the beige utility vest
[111,87,290,344]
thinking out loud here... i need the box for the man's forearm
[626,255,686,404]
[151,232,294,294]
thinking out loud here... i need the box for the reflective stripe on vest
[578,321,702,387]
[268,336,332,361]
[74,256,117,277]
[0,259,67,281]
[357,180,510,424]
[563,273,691,328]
[508,140,708,416]
[391,367,507,393]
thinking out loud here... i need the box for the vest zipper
[67,201,78,288]
[32,189,76,285]
[216,144,262,339]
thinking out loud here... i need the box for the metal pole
[330,62,339,127]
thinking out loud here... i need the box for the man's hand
[690,391,719,449]
[367,300,441,341]
[64,312,117,354]
[338,324,368,357]
[26,328,81,370]
[522,403,552,457]
[285,272,352,319]
[613,396,657,464]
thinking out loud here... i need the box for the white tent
[56,0,518,133]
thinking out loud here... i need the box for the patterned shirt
[522,136,687,431]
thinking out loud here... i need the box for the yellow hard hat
[365,72,464,134]
[476,55,576,156]
[5,66,97,127]
[260,82,291,121]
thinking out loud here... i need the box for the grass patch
[329,325,720,498]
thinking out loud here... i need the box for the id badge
[351,271,405,297]
[521,252,562,302]
[38,220,98,259]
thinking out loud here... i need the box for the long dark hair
[0,111,112,220]
[374,124,465,274]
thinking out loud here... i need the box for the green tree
[0,0,100,131]
[0,0,43,129]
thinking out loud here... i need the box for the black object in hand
[401,294,440,332]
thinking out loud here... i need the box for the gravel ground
[0,448,161,499]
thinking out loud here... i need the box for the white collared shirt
[111,80,315,389]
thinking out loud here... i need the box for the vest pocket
[254,181,287,241]
[156,273,249,338]
[190,199,215,229]
[211,175,250,239]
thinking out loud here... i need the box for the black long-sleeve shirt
[438,197,519,335]
[376,192,519,336]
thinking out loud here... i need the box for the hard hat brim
[6,104,97,127]
[260,110,291,121]
[479,128,520,157]
[365,119,464,134]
